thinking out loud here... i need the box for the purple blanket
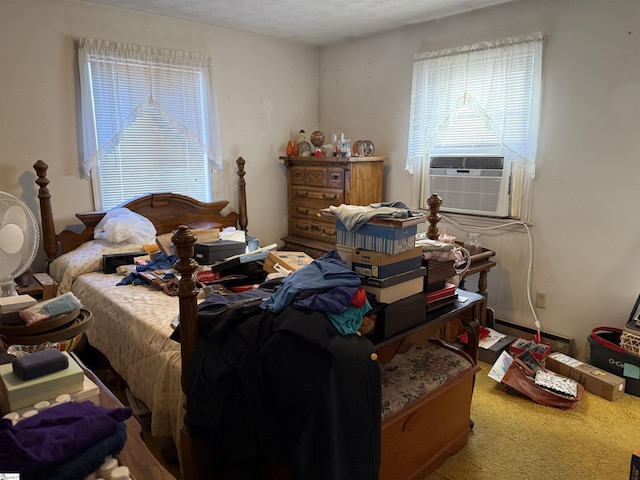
[0,401,132,475]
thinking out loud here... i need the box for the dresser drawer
[291,166,344,188]
[291,186,343,205]
[291,218,337,242]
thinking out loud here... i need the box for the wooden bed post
[33,160,59,269]
[236,156,248,233]
[426,193,443,240]
[172,225,209,480]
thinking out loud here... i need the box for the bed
[33,159,480,480]
[32,158,248,466]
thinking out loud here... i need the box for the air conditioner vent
[427,155,510,217]
[429,156,504,170]
[430,157,463,169]
[463,156,504,170]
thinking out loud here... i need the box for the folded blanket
[329,202,419,231]
[0,401,132,477]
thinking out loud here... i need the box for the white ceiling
[80,0,517,46]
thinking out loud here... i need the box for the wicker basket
[620,330,640,356]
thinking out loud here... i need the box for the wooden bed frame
[33,159,478,480]
[34,158,249,479]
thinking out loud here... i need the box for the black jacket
[187,292,381,480]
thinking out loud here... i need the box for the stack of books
[423,258,456,293]
[426,282,458,310]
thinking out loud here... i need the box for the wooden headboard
[33,157,248,267]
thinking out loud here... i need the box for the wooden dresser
[280,155,386,257]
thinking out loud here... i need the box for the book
[426,283,457,303]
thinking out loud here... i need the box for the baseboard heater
[494,318,574,356]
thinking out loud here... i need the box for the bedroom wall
[0,0,318,262]
[319,0,640,358]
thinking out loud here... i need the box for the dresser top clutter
[281,155,386,258]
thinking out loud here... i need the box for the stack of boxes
[0,351,100,417]
[335,217,428,342]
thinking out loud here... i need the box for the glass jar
[463,232,481,255]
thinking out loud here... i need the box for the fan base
[0,281,18,297]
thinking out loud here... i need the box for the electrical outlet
[535,291,547,309]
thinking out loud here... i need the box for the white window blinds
[77,39,223,210]
[406,33,543,221]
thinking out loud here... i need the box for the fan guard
[0,192,40,296]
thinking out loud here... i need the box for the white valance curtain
[77,38,223,179]
[405,32,543,179]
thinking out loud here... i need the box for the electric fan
[0,192,40,297]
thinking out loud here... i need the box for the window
[77,39,223,210]
[406,33,543,222]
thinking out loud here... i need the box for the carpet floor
[90,349,640,480]
[427,362,640,480]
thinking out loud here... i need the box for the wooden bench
[379,339,481,480]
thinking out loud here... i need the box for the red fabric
[350,288,367,308]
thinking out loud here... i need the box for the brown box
[545,351,626,401]
[263,251,314,274]
[156,228,220,256]
[32,273,57,300]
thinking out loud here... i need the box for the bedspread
[71,273,185,445]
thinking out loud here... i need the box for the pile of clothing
[0,401,132,480]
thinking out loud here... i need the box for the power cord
[440,214,542,342]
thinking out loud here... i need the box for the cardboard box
[0,295,37,314]
[545,351,626,401]
[353,256,423,279]
[156,228,220,256]
[350,247,423,266]
[0,352,85,413]
[359,267,427,288]
[8,375,100,419]
[478,333,518,364]
[336,220,417,255]
[361,276,424,304]
[263,251,314,274]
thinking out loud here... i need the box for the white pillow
[50,239,145,294]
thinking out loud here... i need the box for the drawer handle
[322,193,338,201]
[330,173,341,182]
[294,190,309,198]
[321,228,336,236]
[401,412,419,432]
[295,207,310,215]
[297,224,310,231]
[310,225,321,232]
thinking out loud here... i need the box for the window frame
[77,38,224,210]
[406,33,543,222]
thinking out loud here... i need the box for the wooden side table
[15,272,57,300]
[457,244,496,326]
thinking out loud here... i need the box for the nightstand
[15,272,57,300]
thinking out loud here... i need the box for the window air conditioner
[427,155,510,217]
